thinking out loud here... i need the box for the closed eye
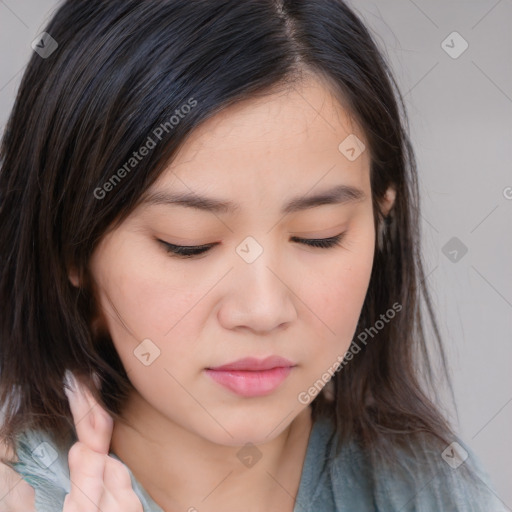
[158,232,346,258]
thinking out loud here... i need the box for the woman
[0,1,504,510]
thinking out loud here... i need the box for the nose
[217,249,298,335]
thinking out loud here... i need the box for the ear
[378,185,396,217]
[68,265,80,288]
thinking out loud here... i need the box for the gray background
[1,0,511,508]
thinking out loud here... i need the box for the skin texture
[0,447,35,512]
[67,74,396,511]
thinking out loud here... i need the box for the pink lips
[205,356,296,397]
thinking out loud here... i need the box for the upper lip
[207,356,296,371]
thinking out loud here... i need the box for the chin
[199,412,297,448]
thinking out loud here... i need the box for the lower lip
[204,367,293,397]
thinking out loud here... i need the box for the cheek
[92,246,211,370]
[303,228,375,367]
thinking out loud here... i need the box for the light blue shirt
[8,415,506,511]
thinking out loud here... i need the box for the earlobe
[376,185,397,251]
[68,266,80,288]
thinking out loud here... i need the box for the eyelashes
[290,233,346,249]
[158,232,347,259]
[160,241,216,258]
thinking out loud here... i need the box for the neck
[110,389,313,512]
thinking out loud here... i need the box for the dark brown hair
[1,0,454,460]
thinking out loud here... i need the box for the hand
[63,371,143,511]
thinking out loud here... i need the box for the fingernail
[63,369,77,397]
[92,372,101,390]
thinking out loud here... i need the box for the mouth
[205,356,296,397]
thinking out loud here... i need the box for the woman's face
[88,75,378,446]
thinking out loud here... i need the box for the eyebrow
[141,184,366,215]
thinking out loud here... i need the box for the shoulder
[0,439,36,512]
[1,429,73,512]
[328,431,507,511]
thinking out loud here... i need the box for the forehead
[149,74,371,206]
[176,74,365,158]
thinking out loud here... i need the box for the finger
[103,455,134,490]
[64,451,143,512]
[101,458,143,511]
[64,440,107,511]
[99,486,144,512]
[63,492,78,512]
[64,370,113,454]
